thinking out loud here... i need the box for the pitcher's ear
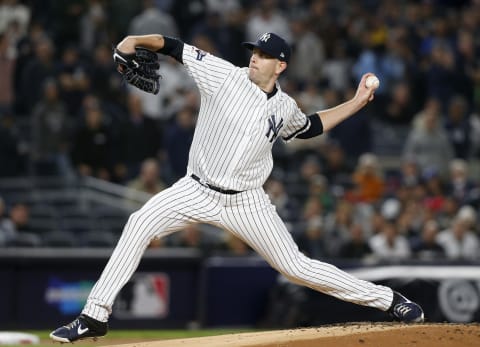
[277,61,287,74]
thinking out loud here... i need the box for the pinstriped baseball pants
[83,176,393,322]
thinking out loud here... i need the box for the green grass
[10,329,255,347]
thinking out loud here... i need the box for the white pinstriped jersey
[80,41,396,324]
[182,44,310,191]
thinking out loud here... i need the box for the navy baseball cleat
[49,314,108,343]
[388,291,424,323]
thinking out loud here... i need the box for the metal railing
[0,175,153,213]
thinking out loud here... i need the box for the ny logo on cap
[259,33,271,42]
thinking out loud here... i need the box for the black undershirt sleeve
[296,114,324,139]
[157,36,184,64]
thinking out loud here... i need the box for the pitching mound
[103,323,480,347]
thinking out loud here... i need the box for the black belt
[191,174,241,194]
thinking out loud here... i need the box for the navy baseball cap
[242,32,291,63]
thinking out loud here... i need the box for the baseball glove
[113,47,161,94]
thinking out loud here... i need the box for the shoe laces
[65,318,81,330]
[395,303,413,316]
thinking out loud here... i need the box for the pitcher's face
[248,48,285,88]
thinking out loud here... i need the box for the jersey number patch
[266,114,284,143]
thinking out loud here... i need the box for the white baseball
[365,75,380,89]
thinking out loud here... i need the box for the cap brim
[242,42,278,60]
[242,42,257,50]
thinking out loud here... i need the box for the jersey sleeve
[182,43,235,96]
[281,100,311,142]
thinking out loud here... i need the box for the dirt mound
[102,323,480,347]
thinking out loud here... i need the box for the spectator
[411,219,446,260]
[410,96,444,132]
[200,5,247,66]
[167,223,216,254]
[8,202,32,233]
[425,41,462,107]
[436,207,479,260]
[79,0,109,53]
[216,231,253,256]
[323,199,354,249]
[245,0,291,44]
[399,157,422,189]
[338,223,372,260]
[295,216,328,260]
[89,43,125,106]
[380,198,402,224]
[128,0,178,38]
[18,35,56,114]
[456,204,478,234]
[352,30,396,96]
[71,96,114,181]
[470,111,480,177]
[0,32,16,114]
[12,22,46,115]
[377,80,415,125]
[126,158,166,196]
[436,196,460,230]
[120,93,163,180]
[171,0,206,40]
[321,40,352,92]
[307,174,334,214]
[56,45,90,115]
[301,196,324,222]
[294,81,325,115]
[190,32,220,56]
[396,198,426,239]
[403,98,454,178]
[50,1,86,51]
[164,106,196,181]
[264,176,300,224]
[329,87,372,160]
[320,140,353,190]
[127,57,196,122]
[190,9,245,65]
[4,202,42,247]
[0,196,16,246]
[30,78,73,178]
[0,0,31,37]
[205,0,240,17]
[444,95,471,159]
[422,168,446,214]
[297,156,322,190]
[351,153,385,203]
[156,67,198,121]
[454,29,477,104]
[0,112,26,177]
[369,221,411,260]
[286,13,324,84]
[446,158,477,205]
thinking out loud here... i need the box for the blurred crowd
[1,0,480,261]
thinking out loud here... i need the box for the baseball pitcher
[50,32,424,343]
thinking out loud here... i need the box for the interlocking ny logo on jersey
[266,114,283,143]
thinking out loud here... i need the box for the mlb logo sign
[114,273,170,319]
